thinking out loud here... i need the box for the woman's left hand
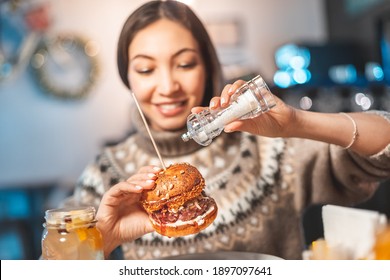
[96,165,161,258]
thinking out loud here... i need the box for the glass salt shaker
[41,206,104,260]
[181,75,276,146]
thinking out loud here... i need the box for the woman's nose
[157,71,179,96]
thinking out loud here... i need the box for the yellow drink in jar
[41,206,104,260]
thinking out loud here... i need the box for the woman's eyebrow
[173,48,198,57]
[131,48,198,61]
[130,54,154,61]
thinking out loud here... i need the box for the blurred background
[0,0,389,259]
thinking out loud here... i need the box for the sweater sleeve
[289,111,390,208]
[336,110,390,191]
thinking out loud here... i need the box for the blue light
[373,67,384,80]
[274,43,311,87]
[275,44,311,70]
[290,56,306,69]
[273,70,293,88]
[275,44,297,69]
[380,33,390,83]
[365,62,384,81]
[329,64,357,84]
[293,69,311,84]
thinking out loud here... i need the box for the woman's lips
[155,101,187,117]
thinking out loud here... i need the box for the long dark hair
[117,0,223,107]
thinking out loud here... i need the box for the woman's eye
[178,62,196,69]
[137,68,153,74]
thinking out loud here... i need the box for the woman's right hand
[96,165,162,258]
[193,79,297,138]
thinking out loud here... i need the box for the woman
[67,0,390,259]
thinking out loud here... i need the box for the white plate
[162,251,283,260]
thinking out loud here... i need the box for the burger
[140,163,218,237]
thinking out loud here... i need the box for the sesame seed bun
[140,163,217,237]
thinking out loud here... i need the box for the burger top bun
[141,163,205,212]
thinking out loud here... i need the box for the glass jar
[41,206,104,260]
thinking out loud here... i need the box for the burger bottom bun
[149,199,218,238]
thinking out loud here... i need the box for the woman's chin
[150,112,188,132]
[153,121,186,132]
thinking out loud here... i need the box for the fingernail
[148,173,156,179]
[221,97,226,105]
[153,167,162,171]
[146,180,155,184]
[135,185,143,190]
[210,100,215,108]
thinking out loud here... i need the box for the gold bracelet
[339,112,358,149]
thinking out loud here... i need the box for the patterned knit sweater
[66,110,390,260]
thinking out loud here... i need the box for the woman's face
[128,19,206,131]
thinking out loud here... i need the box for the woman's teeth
[159,102,183,110]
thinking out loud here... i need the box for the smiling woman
[57,0,390,261]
